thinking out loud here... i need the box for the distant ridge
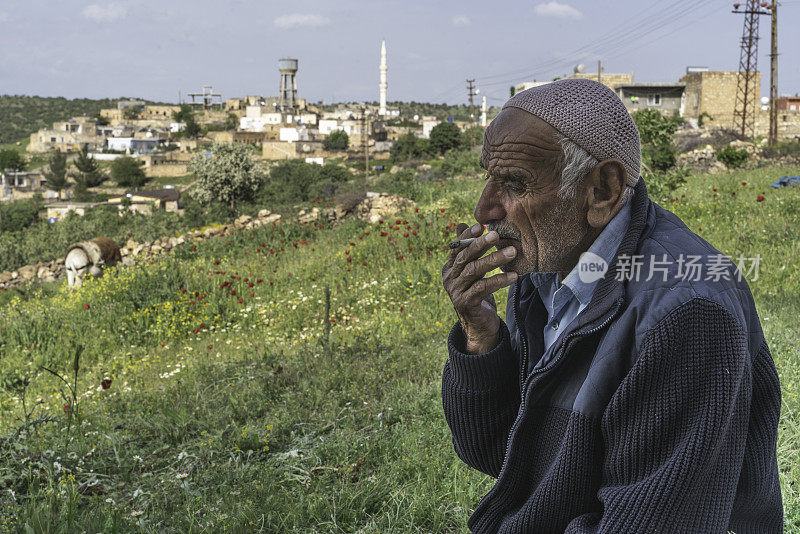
[0,95,169,145]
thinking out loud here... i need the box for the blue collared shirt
[529,192,633,356]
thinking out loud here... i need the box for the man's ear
[584,159,626,228]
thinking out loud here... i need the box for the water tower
[278,58,299,111]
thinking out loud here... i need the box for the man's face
[476,107,591,275]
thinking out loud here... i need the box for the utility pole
[769,1,778,145]
[362,105,370,180]
[466,79,477,148]
[732,0,771,139]
[597,60,602,84]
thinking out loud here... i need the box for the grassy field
[0,165,797,532]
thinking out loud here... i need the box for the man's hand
[442,222,518,354]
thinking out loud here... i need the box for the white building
[279,127,310,142]
[106,137,162,155]
[422,118,440,139]
[319,119,352,136]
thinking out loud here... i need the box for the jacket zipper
[494,286,623,486]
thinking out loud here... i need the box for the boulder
[298,208,320,224]
[37,267,52,279]
[263,214,281,225]
[151,244,163,254]
[18,265,36,281]
[355,193,416,224]
[0,272,13,284]
[258,209,272,218]
[126,239,137,249]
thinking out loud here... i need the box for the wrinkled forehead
[481,108,562,173]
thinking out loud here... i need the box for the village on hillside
[1,41,800,223]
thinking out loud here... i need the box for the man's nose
[474,181,505,225]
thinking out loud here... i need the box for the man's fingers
[462,271,518,306]
[449,230,499,279]
[446,222,483,270]
[456,247,517,289]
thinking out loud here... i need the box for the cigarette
[448,237,477,249]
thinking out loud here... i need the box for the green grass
[0,166,797,532]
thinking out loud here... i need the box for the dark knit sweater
[442,178,783,533]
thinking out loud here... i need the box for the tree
[184,115,201,138]
[123,104,143,120]
[111,156,147,188]
[172,104,194,123]
[429,122,463,155]
[190,143,265,214]
[0,199,39,232]
[0,149,25,172]
[71,145,106,189]
[390,133,430,162]
[42,151,68,193]
[462,126,484,149]
[323,130,349,151]
[225,113,239,131]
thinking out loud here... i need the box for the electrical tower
[768,2,778,145]
[732,1,771,139]
[466,79,477,148]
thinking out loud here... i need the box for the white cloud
[82,3,128,22]
[533,2,583,20]
[452,15,471,27]
[273,13,331,29]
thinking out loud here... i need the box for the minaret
[379,40,387,116]
[480,96,487,127]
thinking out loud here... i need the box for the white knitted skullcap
[503,78,641,186]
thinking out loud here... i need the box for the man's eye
[506,182,525,193]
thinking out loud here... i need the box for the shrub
[323,130,349,151]
[632,109,683,172]
[439,149,481,178]
[111,156,147,188]
[380,169,421,200]
[716,145,749,169]
[390,133,431,163]
[0,199,39,232]
[643,167,689,204]
[259,160,351,206]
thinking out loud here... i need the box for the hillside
[0,95,162,145]
[0,167,797,531]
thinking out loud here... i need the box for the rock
[37,267,52,279]
[355,193,416,224]
[389,166,401,175]
[18,266,36,281]
[43,276,57,283]
[298,207,320,224]
[176,236,185,245]
[169,237,179,248]
[0,272,12,284]
[132,245,144,257]
[54,258,64,265]
[263,214,281,225]
[203,228,216,237]
[258,209,272,218]
[235,215,252,226]
[11,271,18,279]
[126,239,137,249]
[121,247,130,256]
[151,244,163,254]
[121,256,135,267]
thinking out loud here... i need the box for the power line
[474,0,718,89]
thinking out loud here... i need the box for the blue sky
[0,0,797,105]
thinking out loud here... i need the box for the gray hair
[557,136,634,204]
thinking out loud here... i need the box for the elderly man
[441,79,782,533]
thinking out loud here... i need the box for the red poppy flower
[250,293,254,297]
[238,298,243,303]
[757,195,765,202]
[207,344,213,349]
[741,181,747,186]
[84,304,90,310]
[63,404,71,413]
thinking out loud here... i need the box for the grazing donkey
[65,237,122,288]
